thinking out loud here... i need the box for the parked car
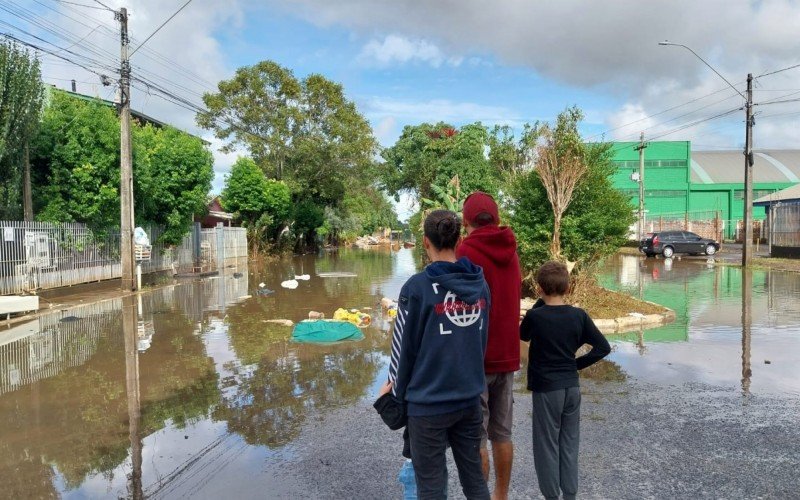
[639,231,720,258]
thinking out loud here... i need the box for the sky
[3,0,800,218]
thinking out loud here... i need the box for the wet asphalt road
[275,378,800,499]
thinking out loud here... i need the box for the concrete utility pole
[742,74,754,267]
[634,132,648,240]
[118,7,136,291]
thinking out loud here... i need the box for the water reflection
[600,254,800,395]
[0,248,415,496]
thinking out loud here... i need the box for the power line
[50,0,110,11]
[90,0,115,11]
[0,31,109,77]
[130,0,193,57]
[756,62,800,79]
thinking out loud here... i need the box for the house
[198,197,235,228]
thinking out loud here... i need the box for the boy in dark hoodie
[375,209,491,500]
[456,191,521,500]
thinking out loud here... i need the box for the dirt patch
[750,256,800,273]
[570,284,666,318]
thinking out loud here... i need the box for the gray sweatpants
[531,387,581,500]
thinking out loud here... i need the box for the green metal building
[609,141,800,238]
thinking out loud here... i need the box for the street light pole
[658,41,753,266]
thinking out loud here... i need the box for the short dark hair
[424,210,461,250]
[536,261,570,296]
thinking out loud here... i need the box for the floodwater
[0,248,798,498]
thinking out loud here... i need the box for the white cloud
[358,35,462,68]
[34,0,244,192]
[267,0,800,148]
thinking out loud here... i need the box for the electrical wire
[130,0,194,57]
[50,0,110,11]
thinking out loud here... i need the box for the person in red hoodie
[456,192,521,500]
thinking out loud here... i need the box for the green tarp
[291,320,364,343]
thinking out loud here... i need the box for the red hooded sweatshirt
[456,225,521,373]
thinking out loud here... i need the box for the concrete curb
[519,297,676,335]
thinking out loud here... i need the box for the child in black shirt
[520,261,611,500]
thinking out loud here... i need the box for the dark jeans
[407,404,490,500]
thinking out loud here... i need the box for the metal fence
[638,210,765,243]
[770,204,800,249]
[0,222,248,295]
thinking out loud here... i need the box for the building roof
[691,150,800,184]
[753,183,800,205]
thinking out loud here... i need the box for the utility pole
[118,7,136,291]
[634,132,648,240]
[742,73,754,267]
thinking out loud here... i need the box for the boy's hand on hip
[379,380,393,396]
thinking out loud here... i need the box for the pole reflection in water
[741,268,752,396]
[123,294,143,500]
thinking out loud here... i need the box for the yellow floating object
[333,308,372,327]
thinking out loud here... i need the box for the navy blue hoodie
[388,257,490,417]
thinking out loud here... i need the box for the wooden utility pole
[634,132,648,240]
[742,73,754,267]
[118,7,136,291]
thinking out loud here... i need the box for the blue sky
[5,0,800,219]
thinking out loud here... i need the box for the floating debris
[238,295,252,300]
[333,308,371,327]
[295,274,311,281]
[233,272,243,278]
[256,288,275,296]
[291,320,364,343]
[765,360,772,364]
[281,279,299,289]
[317,272,357,278]
[59,316,80,323]
[263,319,294,327]
[308,311,325,319]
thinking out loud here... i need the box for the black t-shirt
[520,303,611,392]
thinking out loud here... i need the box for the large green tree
[0,41,45,219]
[197,62,376,206]
[381,121,499,204]
[32,89,213,243]
[133,124,214,245]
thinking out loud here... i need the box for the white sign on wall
[3,227,13,242]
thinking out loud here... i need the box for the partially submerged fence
[0,222,247,295]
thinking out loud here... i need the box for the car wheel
[662,246,674,258]
[705,244,717,256]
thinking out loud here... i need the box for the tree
[531,107,587,259]
[133,124,214,245]
[33,90,121,229]
[381,122,499,204]
[197,61,301,180]
[0,41,44,219]
[199,61,378,247]
[33,89,214,243]
[221,157,292,247]
[510,110,634,285]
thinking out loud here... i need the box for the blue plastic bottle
[398,459,417,499]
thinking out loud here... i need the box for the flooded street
[1,249,799,498]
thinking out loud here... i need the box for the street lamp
[659,40,755,266]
